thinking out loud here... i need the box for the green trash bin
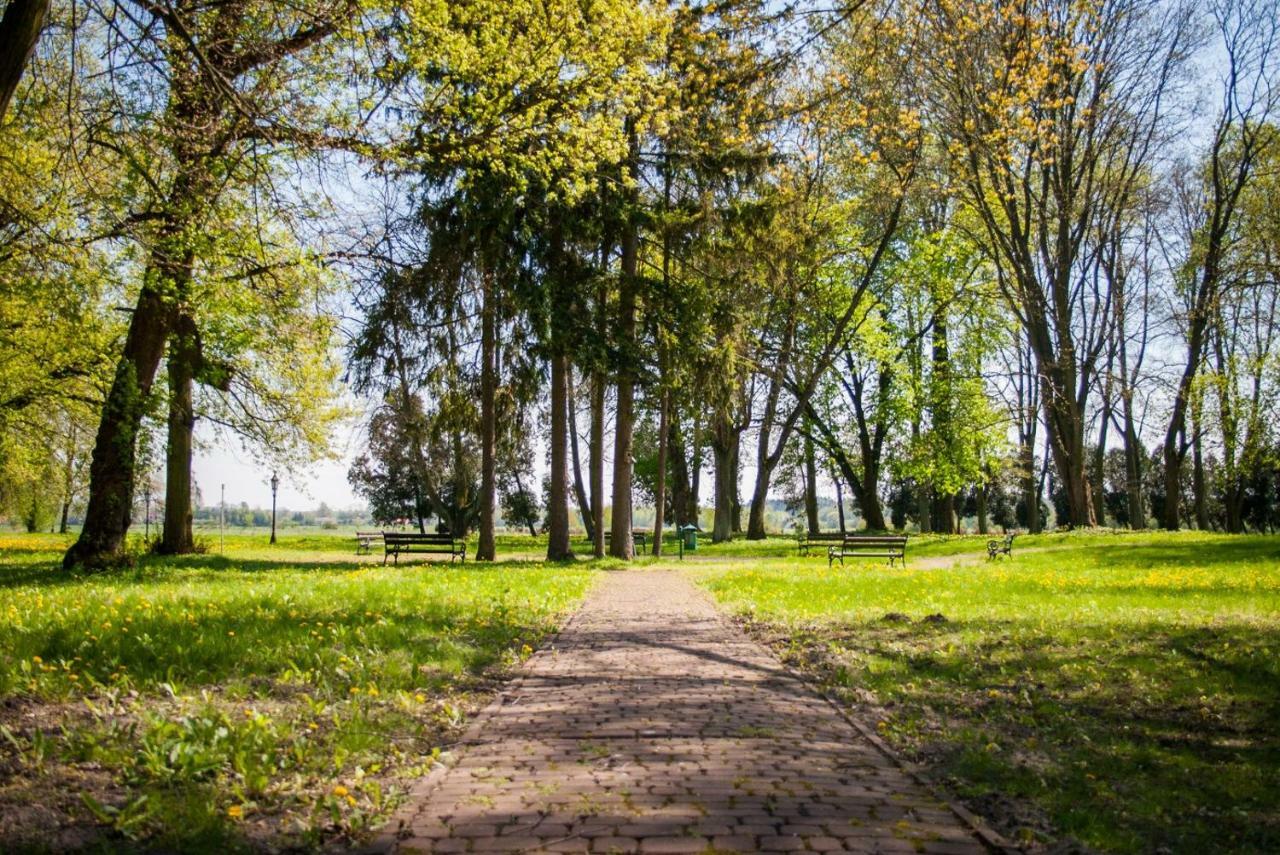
[681,524,699,552]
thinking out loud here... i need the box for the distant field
[0,533,593,851]
[692,530,1280,853]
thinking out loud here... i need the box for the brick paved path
[377,571,995,854]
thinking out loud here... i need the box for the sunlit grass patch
[693,530,1280,853]
[0,537,592,851]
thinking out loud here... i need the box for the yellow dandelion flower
[332,785,349,797]
[227,805,243,819]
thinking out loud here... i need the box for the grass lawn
[0,532,593,852]
[691,530,1280,853]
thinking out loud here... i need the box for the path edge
[688,578,1022,855]
[358,571,601,854]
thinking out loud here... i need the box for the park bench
[355,530,384,555]
[828,535,908,568]
[382,532,466,565]
[797,531,846,556]
[988,533,1016,560]
[603,529,648,554]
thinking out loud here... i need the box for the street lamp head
[270,472,279,492]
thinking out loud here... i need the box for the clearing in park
[1,530,1276,852]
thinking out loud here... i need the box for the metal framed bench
[828,535,908,568]
[988,533,1016,560]
[355,530,384,555]
[603,530,648,554]
[798,531,846,556]
[383,532,466,564]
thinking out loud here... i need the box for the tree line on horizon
[0,0,1277,564]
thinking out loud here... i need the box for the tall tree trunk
[976,482,989,534]
[547,353,573,560]
[730,432,743,534]
[711,416,735,542]
[1092,396,1111,528]
[803,426,819,536]
[159,313,198,555]
[1122,416,1145,529]
[476,271,497,561]
[1191,400,1209,530]
[567,364,593,541]
[1041,385,1096,528]
[64,283,177,568]
[0,0,48,120]
[653,384,670,556]
[832,468,846,533]
[917,481,932,534]
[590,371,605,557]
[688,409,702,526]
[59,422,76,535]
[667,415,691,528]
[608,124,639,560]
[1020,438,1040,533]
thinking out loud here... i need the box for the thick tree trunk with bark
[64,284,174,568]
[476,273,497,561]
[159,313,199,555]
[1020,439,1040,532]
[711,415,736,543]
[667,416,692,528]
[547,353,573,560]
[0,0,48,120]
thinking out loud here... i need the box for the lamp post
[270,471,279,545]
[144,483,151,541]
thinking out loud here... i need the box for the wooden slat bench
[828,535,908,568]
[987,533,1016,560]
[798,531,846,556]
[383,532,466,564]
[355,530,384,555]
[603,530,648,554]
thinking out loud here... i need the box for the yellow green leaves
[396,0,667,199]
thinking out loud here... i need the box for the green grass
[691,530,1280,853]
[0,533,593,852]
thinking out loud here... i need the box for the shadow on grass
[794,616,1280,853]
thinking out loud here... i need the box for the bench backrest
[383,532,458,545]
[356,530,384,537]
[840,535,908,547]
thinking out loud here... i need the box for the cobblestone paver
[379,571,993,854]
